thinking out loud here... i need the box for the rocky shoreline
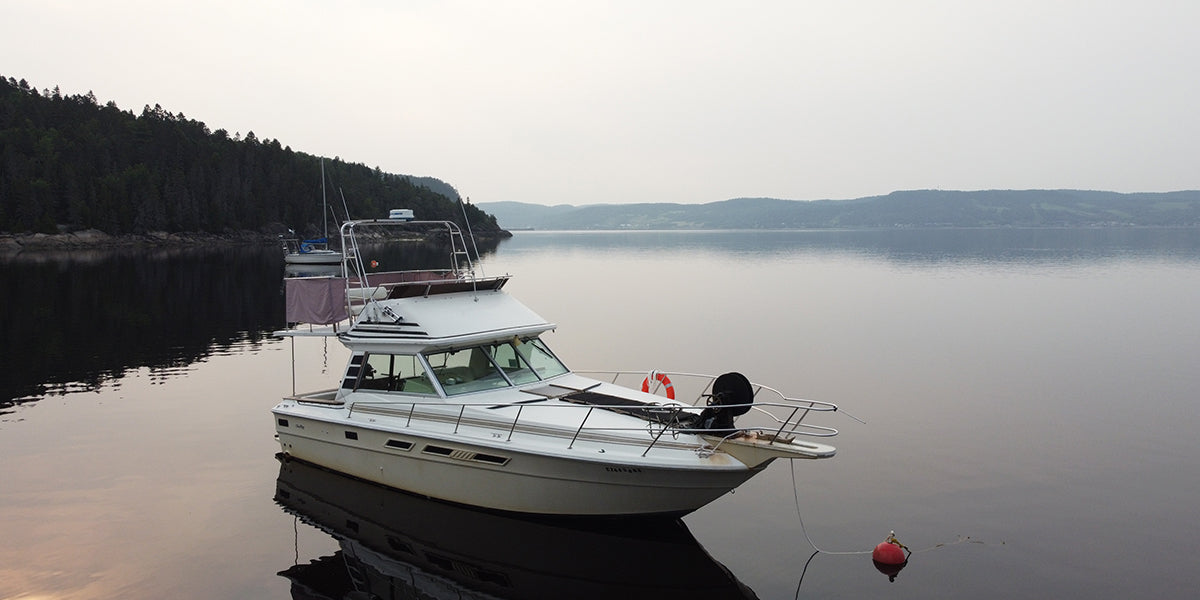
[2,226,512,253]
[0,229,278,252]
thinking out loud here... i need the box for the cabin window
[419,337,569,395]
[486,340,540,385]
[486,337,569,384]
[357,353,436,394]
[519,337,569,379]
[423,346,511,396]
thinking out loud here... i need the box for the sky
[4,1,1198,206]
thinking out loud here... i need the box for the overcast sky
[5,1,1198,205]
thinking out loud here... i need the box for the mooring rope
[789,461,873,556]
[789,461,991,555]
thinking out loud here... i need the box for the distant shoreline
[1,227,514,253]
[498,224,1200,232]
[479,190,1200,230]
[0,229,277,252]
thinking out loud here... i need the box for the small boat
[281,234,343,265]
[274,217,847,517]
[283,159,344,265]
[274,455,759,599]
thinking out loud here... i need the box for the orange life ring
[641,372,675,400]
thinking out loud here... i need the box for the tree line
[0,75,501,237]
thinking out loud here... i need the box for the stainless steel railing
[289,371,846,456]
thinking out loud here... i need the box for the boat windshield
[423,337,569,396]
[513,337,569,380]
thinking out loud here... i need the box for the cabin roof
[341,287,556,352]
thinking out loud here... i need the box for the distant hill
[480,190,1200,230]
[407,176,461,203]
[476,202,583,229]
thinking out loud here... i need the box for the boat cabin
[343,336,569,399]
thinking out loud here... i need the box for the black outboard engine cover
[698,372,754,433]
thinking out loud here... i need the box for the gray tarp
[285,277,349,324]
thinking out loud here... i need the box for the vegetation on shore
[0,75,502,243]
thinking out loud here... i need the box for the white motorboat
[274,217,847,517]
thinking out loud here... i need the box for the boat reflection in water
[274,455,759,600]
[283,262,344,279]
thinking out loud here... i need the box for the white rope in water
[789,461,984,555]
[790,461,872,555]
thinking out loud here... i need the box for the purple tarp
[285,277,349,325]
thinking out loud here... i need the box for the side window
[359,353,394,391]
[357,353,435,394]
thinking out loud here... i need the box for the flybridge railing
[283,219,477,328]
[340,218,476,285]
[337,218,479,320]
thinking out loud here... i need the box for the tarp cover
[286,277,349,324]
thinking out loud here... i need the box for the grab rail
[332,378,841,457]
[574,369,843,424]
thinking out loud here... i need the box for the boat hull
[274,413,761,517]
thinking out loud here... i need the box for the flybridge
[282,218,480,328]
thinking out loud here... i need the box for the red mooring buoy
[871,531,909,582]
[872,540,906,565]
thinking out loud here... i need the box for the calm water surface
[2,229,1198,599]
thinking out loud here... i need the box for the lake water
[2,228,1198,599]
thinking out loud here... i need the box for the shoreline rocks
[0,229,277,252]
[1,226,511,254]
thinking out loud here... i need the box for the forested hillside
[0,75,500,237]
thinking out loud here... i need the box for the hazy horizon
[5,1,1197,206]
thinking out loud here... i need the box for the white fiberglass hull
[273,410,761,517]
